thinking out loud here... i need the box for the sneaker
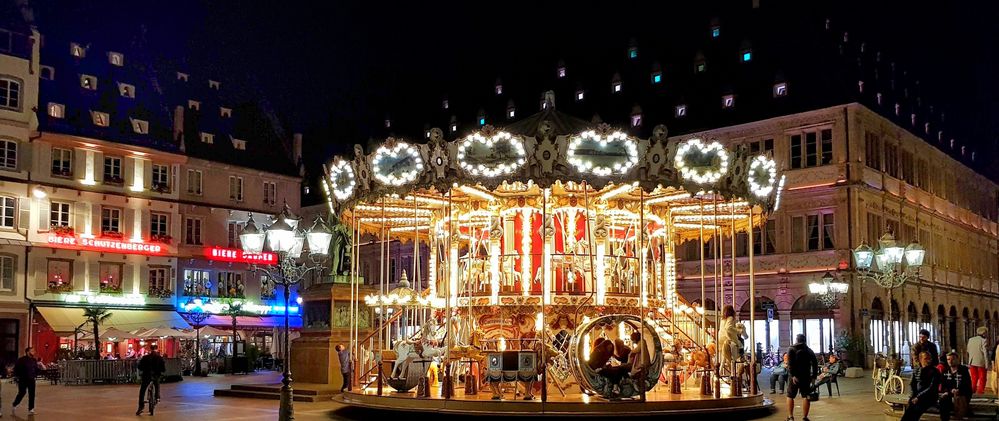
[770,389,776,394]
[28,409,35,415]
[802,418,810,421]
[136,409,143,416]
[786,417,794,421]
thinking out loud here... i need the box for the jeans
[341,371,352,391]
[900,399,936,421]
[138,377,161,411]
[970,365,987,394]
[12,378,34,410]
[769,372,787,392]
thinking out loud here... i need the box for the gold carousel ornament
[325,107,782,416]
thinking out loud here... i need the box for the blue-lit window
[773,83,787,97]
[628,48,638,59]
[711,27,720,38]
[652,72,662,84]
[478,117,486,126]
[742,51,752,62]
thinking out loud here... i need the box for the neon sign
[182,299,298,315]
[47,235,165,255]
[204,247,277,265]
[64,293,147,306]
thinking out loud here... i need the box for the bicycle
[762,351,782,369]
[872,353,904,402]
[146,381,158,415]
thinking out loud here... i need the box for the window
[229,176,243,201]
[51,148,72,176]
[47,259,72,292]
[695,62,706,73]
[98,262,122,293]
[185,218,202,245]
[50,201,71,227]
[576,90,584,101]
[741,50,752,62]
[884,142,898,178]
[0,197,14,228]
[652,72,662,84]
[773,82,788,97]
[118,83,135,98]
[150,212,169,239]
[747,138,774,156]
[558,66,567,78]
[795,213,834,252]
[442,99,449,110]
[711,26,720,38]
[0,77,20,110]
[208,80,220,90]
[217,272,244,298]
[612,81,622,93]
[152,164,169,190]
[0,140,15,170]
[47,103,64,118]
[631,113,642,127]
[866,212,882,247]
[183,269,209,296]
[91,111,109,127]
[80,74,97,90]
[791,216,805,253]
[70,43,85,58]
[227,221,244,248]
[131,118,148,134]
[899,150,914,185]
[675,104,687,117]
[188,100,200,111]
[495,84,503,95]
[108,51,123,66]
[200,132,214,144]
[722,94,735,108]
[177,72,189,82]
[103,156,122,182]
[186,169,202,195]
[101,207,121,234]
[264,182,277,205]
[822,213,835,250]
[752,218,777,255]
[231,138,246,150]
[148,267,169,294]
[40,66,54,80]
[790,128,833,169]
[220,107,232,118]
[0,256,12,291]
[865,131,881,170]
[260,275,276,299]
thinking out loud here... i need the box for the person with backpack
[786,334,818,421]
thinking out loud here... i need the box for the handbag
[808,389,820,401]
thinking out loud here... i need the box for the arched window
[740,296,779,354]
[792,295,835,353]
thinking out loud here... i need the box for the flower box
[51,168,72,177]
[150,234,173,244]
[101,231,124,240]
[147,287,174,299]
[47,282,74,293]
[51,225,75,236]
[153,184,171,194]
[100,283,123,294]
[103,175,125,185]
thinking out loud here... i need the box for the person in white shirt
[966,326,989,395]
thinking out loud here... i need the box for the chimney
[293,133,304,176]
[174,105,185,151]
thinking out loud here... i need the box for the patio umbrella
[137,327,189,338]
[198,326,231,337]
[99,327,139,342]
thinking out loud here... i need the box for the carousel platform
[214,382,340,402]
[335,385,773,417]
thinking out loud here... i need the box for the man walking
[967,326,989,395]
[786,334,818,421]
[337,344,353,392]
[136,344,166,415]
[12,347,38,415]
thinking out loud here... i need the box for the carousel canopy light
[371,142,424,186]
[456,131,527,177]
[353,205,432,216]
[748,155,778,198]
[328,160,356,201]
[457,184,498,202]
[358,216,431,224]
[566,130,639,177]
[644,192,692,205]
[599,182,638,201]
[675,138,730,185]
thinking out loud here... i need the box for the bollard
[670,368,682,394]
[700,369,713,396]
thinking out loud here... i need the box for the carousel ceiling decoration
[566,130,639,177]
[371,141,424,186]
[674,138,729,185]
[456,131,527,177]
[747,155,778,198]
[328,159,357,201]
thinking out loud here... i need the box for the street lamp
[183,298,210,377]
[808,271,849,353]
[239,206,332,421]
[852,229,925,356]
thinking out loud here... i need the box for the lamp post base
[279,378,295,421]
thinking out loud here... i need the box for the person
[12,347,38,415]
[911,329,939,369]
[786,334,818,421]
[939,351,973,421]
[770,353,789,394]
[967,326,989,395]
[136,344,166,416]
[336,344,353,392]
[718,305,743,368]
[812,354,844,391]
[900,351,942,421]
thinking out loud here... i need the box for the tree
[221,298,246,356]
[82,307,112,358]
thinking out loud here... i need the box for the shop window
[183,269,209,296]
[47,259,72,292]
[98,262,122,294]
[217,272,244,298]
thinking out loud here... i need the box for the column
[778,310,792,350]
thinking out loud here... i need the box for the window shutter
[17,141,31,173]
[74,148,86,182]
[83,261,98,292]
[124,263,135,294]
[141,209,152,239]
[122,208,135,239]
[17,198,31,231]
[73,202,88,235]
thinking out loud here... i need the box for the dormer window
[231,138,246,150]
[695,62,706,73]
[924,122,930,134]
[208,80,220,90]
[651,71,662,84]
[177,72,189,82]
[188,100,200,111]
[40,66,54,80]
[508,108,515,119]
[424,130,431,139]
[495,81,503,95]
[108,51,124,66]
[576,90,585,101]
[628,46,638,59]
[612,81,622,93]
[894,103,901,116]
[200,132,214,144]
[910,113,917,126]
[220,107,232,118]
[80,74,97,90]
[478,116,486,126]
[450,123,457,133]
[557,66,566,78]
[631,113,642,127]
[722,94,735,109]
[384,119,391,128]
[711,26,721,38]
[47,103,64,119]
[773,82,788,97]
[876,93,883,105]
[131,118,149,134]
[70,43,85,58]
[675,104,687,118]
[741,50,752,62]
[91,111,109,127]
[442,99,449,110]
[858,80,865,93]
[118,82,135,98]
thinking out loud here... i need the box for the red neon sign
[47,235,166,255]
[204,247,277,265]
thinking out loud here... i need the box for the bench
[883,393,999,420]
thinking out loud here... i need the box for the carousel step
[213,388,330,402]
[230,384,325,395]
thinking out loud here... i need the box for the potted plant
[101,231,124,240]
[153,183,171,193]
[150,234,173,244]
[835,330,864,368]
[104,175,125,185]
[51,225,75,236]
[100,283,123,294]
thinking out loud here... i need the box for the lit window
[558,67,566,78]
[442,99,449,110]
[742,50,752,62]
[450,124,457,132]
[118,83,135,98]
[628,47,638,59]
[858,80,864,93]
[478,117,486,126]
[495,84,503,95]
[220,107,232,118]
[152,164,169,191]
[876,93,883,105]
[108,51,124,66]
[0,197,14,229]
[773,82,787,97]
[47,103,64,118]
[924,122,930,134]
[80,74,97,90]
[208,80,220,90]
[631,114,642,127]
[722,94,735,108]
[51,148,72,176]
[231,138,246,150]
[508,108,515,118]
[228,176,244,201]
[894,103,901,116]
[70,43,85,58]
[0,140,15,170]
[576,90,584,101]
[199,132,214,144]
[91,111,109,127]
[696,63,706,73]
[675,104,687,117]
[177,72,189,82]
[652,72,662,84]
[384,119,391,128]
[101,207,121,234]
[711,26,720,38]
[131,118,148,134]
[424,130,430,139]
[612,82,622,93]
[47,259,72,291]
[103,156,122,182]
[40,66,54,80]
[188,100,200,111]
[50,201,71,227]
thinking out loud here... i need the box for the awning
[37,307,191,333]
[0,239,31,246]
[204,315,302,330]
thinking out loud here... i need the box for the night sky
[24,0,999,203]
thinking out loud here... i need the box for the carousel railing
[355,310,405,390]
[59,358,184,385]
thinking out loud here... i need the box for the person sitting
[770,353,790,394]
[588,339,614,371]
[812,354,843,390]
[938,351,973,421]
[600,339,633,385]
[901,351,941,421]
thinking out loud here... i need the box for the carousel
[324,105,782,416]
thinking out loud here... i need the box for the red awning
[204,315,302,330]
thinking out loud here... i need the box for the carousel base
[336,385,772,417]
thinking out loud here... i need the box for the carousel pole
[712,195,721,399]
[748,207,757,395]
[639,188,647,403]
[698,196,706,346]
[377,200,386,396]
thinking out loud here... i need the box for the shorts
[786,377,812,399]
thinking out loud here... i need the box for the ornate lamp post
[183,299,210,377]
[808,271,849,353]
[239,206,332,421]
[852,229,925,356]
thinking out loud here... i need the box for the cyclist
[136,344,166,415]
